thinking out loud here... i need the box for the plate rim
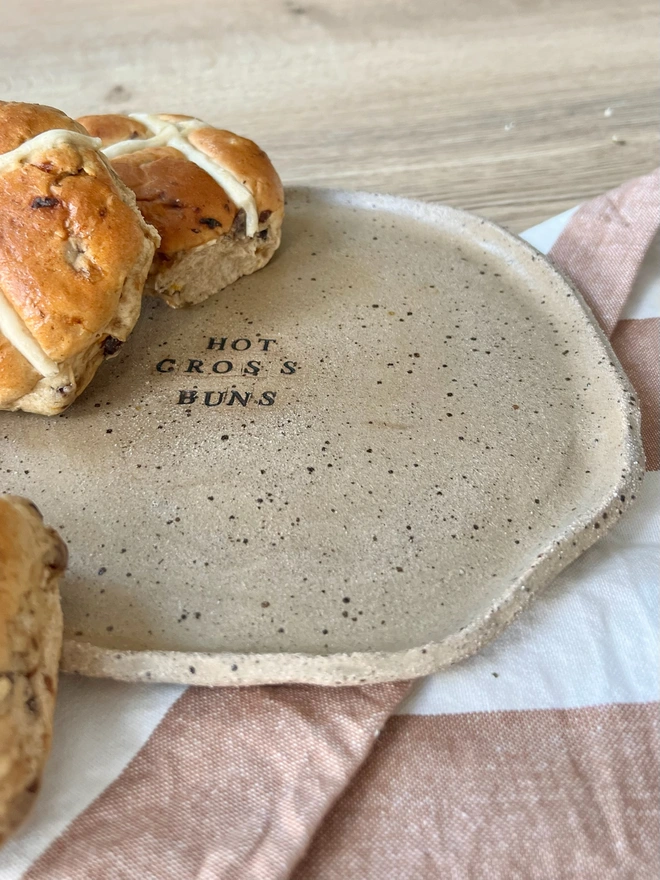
[59,186,645,686]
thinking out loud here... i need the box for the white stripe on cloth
[621,231,660,320]
[398,470,659,716]
[520,205,579,255]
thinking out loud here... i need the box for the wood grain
[1,0,657,230]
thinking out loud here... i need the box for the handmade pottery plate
[1,188,643,685]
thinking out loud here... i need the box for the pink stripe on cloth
[549,168,660,337]
[293,703,660,880]
[25,682,410,880]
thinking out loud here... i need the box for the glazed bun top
[77,113,284,256]
[0,101,158,403]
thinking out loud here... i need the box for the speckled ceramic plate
[1,188,643,686]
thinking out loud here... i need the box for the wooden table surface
[1,0,657,231]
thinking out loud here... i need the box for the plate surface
[1,188,643,685]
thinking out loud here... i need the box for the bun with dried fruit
[0,495,67,845]
[78,113,284,308]
[0,102,159,415]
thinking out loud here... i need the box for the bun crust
[0,495,67,846]
[76,113,149,147]
[110,146,238,256]
[78,113,284,308]
[187,126,283,222]
[0,103,82,154]
[0,102,159,414]
[0,339,39,408]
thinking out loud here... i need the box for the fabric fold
[549,168,659,337]
[24,683,410,880]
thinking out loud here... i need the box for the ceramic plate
[1,188,643,685]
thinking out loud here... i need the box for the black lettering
[203,391,226,407]
[280,361,297,375]
[231,338,251,351]
[258,338,277,351]
[207,337,227,351]
[178,390,197,404]
[257,391,277,406]
[227,390,251,406]
[185,359,204,373]
[156,358,176,373]
[212,360,233,374]
[243,360,261,376]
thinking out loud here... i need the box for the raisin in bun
[77,113,284,308]
[0,102,159,415]
[0,495,67,846]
